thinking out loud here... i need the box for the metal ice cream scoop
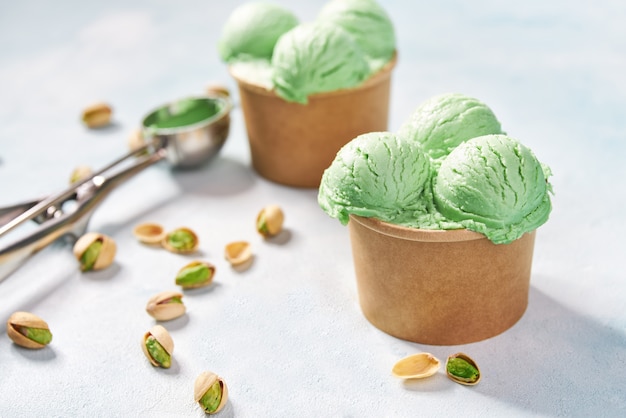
[0,94,232,281]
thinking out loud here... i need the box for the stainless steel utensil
[0,94,232,280]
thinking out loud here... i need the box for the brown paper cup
[348,215,536,345]
[231,54,397,188]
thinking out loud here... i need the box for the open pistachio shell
[72,232,117,271]
[175,261,215,289]
[141,324,174,368]
[6,311,53,349]
[133,223,166,245]
[392,352,441,379]
[256,205,284,238]
[194,371,229,415]
[224,241,252,266]
[446,353,481,385]
[69,165,93,184]
[146,291,186,321]
[162,227,199,254]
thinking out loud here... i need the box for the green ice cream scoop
[318,132,432,225]
[433,134,552,244]
[397,93,503,161]
[271,22,370,104]
[317,0,396,64]
[218,2,298,62]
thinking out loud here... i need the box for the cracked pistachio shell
[175,261,215,289]
[141,325,174,368]
[133,223,166,245]
[81,102,112,128]
[69,165,93,184]
[392,352,441,379]
[224,241,252,266]
[194,371,229,415]
[206,83,230,98]
[446,353,481,385]
[162,227,199,254]
[73,232,117,271]
[128,128,147,153]
[256,205,284,237]
[146,291,186,321]
[6,311,53,349]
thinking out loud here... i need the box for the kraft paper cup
[231,54,397,188]
[348,215,536,345]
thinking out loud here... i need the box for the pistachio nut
[256,205,284,238]
[194,371,229,415]
[162,227,199,254]
[205,83,230,98]
[6,311,53,349]
[69,165,93,184]
[141,324,174,368]
[392,352,440,379]
[224,241,252,267]
[446,353,481,385]
[175,261,215,289]
[73,232,117,271]
[128,128,147,153]
[81,102,112,128]
[133,222,166,245]
[146,291,186,321]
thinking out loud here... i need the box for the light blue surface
[1,1,625,416]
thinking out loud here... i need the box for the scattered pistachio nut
[224,241,252,267]
[142,324,174,368]
[205,83,230,98]
[392,352,441,379]
[6,311,53,349]
[175,261,215,289]
[194,371,229,415]
[162,227,199,254]
[133,222,166,245]
[446,353,481,385]
[128,128,148,153]
[73,232,117,271]
[69,165,93,184]
[256,205,284,238]
[146,291,186,321]
[81,102,112,128]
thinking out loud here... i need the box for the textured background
[1,0,625,416]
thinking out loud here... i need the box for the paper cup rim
[349,214,489,243]
[230,51,398,99]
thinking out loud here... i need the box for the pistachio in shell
[141,324,174,368]
[392,352,440,379]
[162,227,199,254]
[6,311,53,349]
[73,232,117,271]
[446,353,481,385]
[194,371,229,415]
[146,291,186,321]
[133,222,166,245]
[81,102,112,128]
[69,165,93,184]
[175,261,215,289]
[256,205,284,238]
[224,241,252,267]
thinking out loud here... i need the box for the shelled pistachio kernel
[224,241,252,266]
[69,165,93,184]
[133,222,166,245]
[81,102,112,128]
[73,232,117,271]
[146,291,186,321]
[392,353,440,379]
[256,205,284,238]
[175,261,215,289]
[194,371,228,415]
[6,311,53,349]
[162,227,199,253]
[446,353,481,385]
[141,325,174,368]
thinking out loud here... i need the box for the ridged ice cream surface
[318,93,553,244]
[397,93,504,161]
[318,132,432,225]
[433,134,552,244]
